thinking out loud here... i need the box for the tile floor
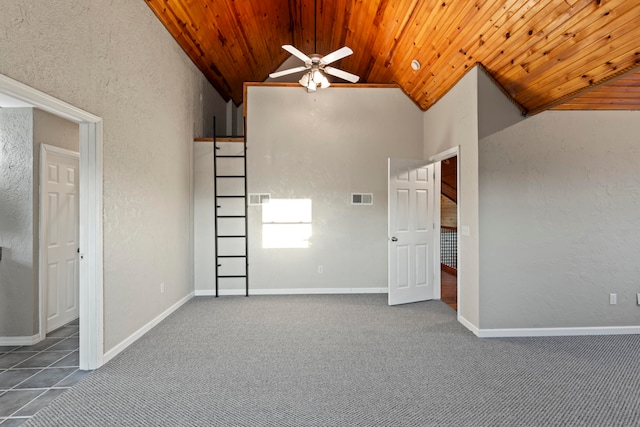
[0,320,90,426]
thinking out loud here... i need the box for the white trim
[0,75,101,123]
[195,288,388,297]
[0,73,104,371]
[429,146,459,163]
[433,162,441,300]
[456,315,640,337]
[475,326,640,338]
[103,292,194,365]
[79,121,104,370]
[0,335,40,346]
[38,144,80,342]
[458,314,480,336]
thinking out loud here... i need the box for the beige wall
[0,1,225,351]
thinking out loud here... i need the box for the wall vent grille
[248,193,270,206]
[351,193,373,205]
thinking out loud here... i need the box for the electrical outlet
[609,293,616,305]
[160,283,165,294]
[318,265,324,274]
[461,226,470,236]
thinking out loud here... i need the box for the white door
[41,145,80,332]
[388,158,435,305]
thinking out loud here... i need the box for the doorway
[439,156,458,310]
[0,73,104,370]
[430,147,460,312]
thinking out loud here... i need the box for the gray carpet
[24,295,640,426]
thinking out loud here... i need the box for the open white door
[388,158,435,305]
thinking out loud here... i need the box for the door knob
[391,237,398,242]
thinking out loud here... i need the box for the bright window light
[262,199,312,249]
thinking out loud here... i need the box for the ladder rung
[218,235,246,238]
[216,195,245,198]
[217,215,246,218]
[216,175,245,179]
[215,155,245,158]
[217,255,247,258]
[218,275,247,278]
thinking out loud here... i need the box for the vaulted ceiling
[145,0,640,114]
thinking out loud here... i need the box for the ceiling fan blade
[320,46,353,66]
[324,66,360,83]
[269,66,308,79]
[282,45,311,64]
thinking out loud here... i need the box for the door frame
[430,146,460,313]
[39,144,80,334]
[0,73,104,370]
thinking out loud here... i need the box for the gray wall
[479,110,640,329]
[423,68,480,327]
[477,68,524,140]
[0,1,226,351]
[246,86,424,292]
[194,86,424,293]
[0,108,34,337]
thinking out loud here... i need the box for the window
[262,199,312,249]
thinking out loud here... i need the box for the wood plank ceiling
[145,0,640,114]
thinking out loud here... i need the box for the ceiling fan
[268,0,359,92]
[269,45,360,92]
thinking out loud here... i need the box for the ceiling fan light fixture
[307,80,317,92]
[411,59,421,71]
[299,72,310,86]
[299,69,331,92]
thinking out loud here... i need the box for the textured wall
[423,68,480,327]
[479,111,640,329]
[0,1,225,351]
[194,86,424,293]
[0,108,34,337]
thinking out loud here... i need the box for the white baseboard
[458,314,480,336]
[475,325,640,338]
[194,287,387,296]
[457,315,640,337]
[103,292,194,364]
[0,334,40,346]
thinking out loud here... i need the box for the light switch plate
[461,226,470,236]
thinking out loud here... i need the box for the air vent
[248,193,270,206]
[351,193,373,205]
